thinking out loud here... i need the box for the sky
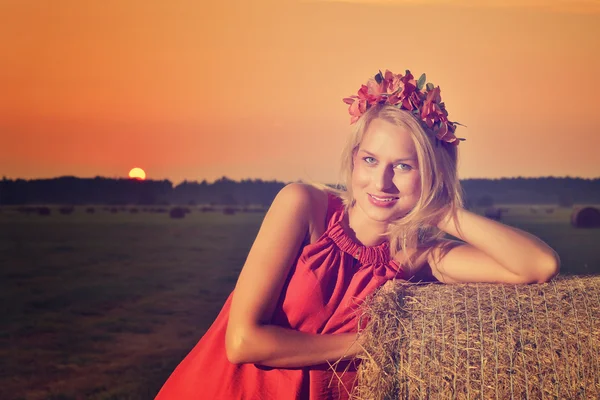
[1,0,599,184]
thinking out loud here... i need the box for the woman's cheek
[408,172,421,195]
[394,172,421,197]
[352,165,370,186]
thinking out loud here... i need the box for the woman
[155,70,559,399]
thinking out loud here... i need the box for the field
[1,205,599,399]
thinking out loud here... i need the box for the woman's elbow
[225,329,246,364]
[531,250,561,283]
[225,326,259,365]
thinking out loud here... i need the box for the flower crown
[343,69,464,146]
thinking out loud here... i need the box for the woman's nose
[374,166,394,191]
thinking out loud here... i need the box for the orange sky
[1,0,599,184]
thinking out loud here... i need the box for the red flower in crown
[342,70,464,145]
[343,82,383,124]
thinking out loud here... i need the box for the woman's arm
[428,208,560,284]
[225,183,361,367]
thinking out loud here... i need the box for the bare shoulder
[272,182,325,219]
[279,183,329,242]
[274,183,325,210]
[274,183,313,211]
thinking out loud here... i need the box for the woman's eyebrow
[359,149,416,163]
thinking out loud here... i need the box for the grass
[0,204,599,399]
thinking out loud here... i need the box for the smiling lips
[368,193,399,208]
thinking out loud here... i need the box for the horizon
[2,173,600,186]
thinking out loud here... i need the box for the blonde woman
[155,70,559,399]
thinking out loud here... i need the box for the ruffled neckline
[326,195,393,265]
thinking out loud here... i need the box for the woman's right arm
[225,183,361,368]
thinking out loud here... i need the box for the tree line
[0,176,599,206]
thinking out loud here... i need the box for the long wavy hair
[331,104,464,271]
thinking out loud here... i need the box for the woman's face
[351,118,422,224]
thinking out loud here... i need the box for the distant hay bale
[241,206,267,213]
[546,208,555,214]
[530,207,538,214]
[17,206,36,214]
[355,276,600,400]
[58,206,75,215]
[571,207,600,229]
[558,194,575,208]
[110,207,118,213]
[223,207,237,215]
[130,208,139,213]
[200,206,216,213]
[169,207,186,219]
[484,207,503,221]
[37,207,51,216]
[86,207,95,214]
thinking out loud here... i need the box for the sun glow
[128,167,146,180]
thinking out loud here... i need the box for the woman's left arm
[428,208,560,284]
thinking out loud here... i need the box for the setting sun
[128,167,146,180]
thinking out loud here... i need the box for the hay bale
[86,207,95,214]
[169,207,186,219]
[58,206,75,215]
[37,207,51,216]
[223,207,237,215]
[355,276,600,400]
[484,207,503,221]
[571,207,600,228]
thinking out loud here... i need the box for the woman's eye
[363,157,376,164]
[395,163,412,171]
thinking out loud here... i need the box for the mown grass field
[1,204,599,399]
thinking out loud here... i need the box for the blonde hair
[336,104,463,271]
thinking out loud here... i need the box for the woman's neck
[345,204,389,247]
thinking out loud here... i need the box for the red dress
[155,193,408,399]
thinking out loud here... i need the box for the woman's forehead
[359,119,418,159]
